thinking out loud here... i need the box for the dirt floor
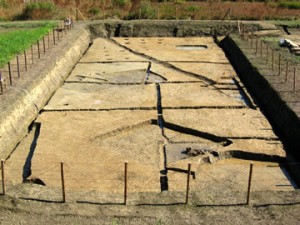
[2,35,299,224]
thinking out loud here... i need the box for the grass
[0,21,56,67]
[278,1,300,10]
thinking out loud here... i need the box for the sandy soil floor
[4,37,295,206]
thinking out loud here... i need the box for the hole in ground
[176,45,208,50]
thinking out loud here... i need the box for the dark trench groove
[22,123,41,182]
[163,121,233,146]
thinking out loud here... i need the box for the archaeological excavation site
[0,21,299,205]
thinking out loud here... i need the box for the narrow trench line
[233,77,256,109]
[65,80,208,85]
[40,105,249,113]
[108,38,215,85]
[22,123,41,182]
[156,83,169,192]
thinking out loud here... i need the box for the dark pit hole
[125,42,130,45]
[63,103,69,106]
[176,45,208,50]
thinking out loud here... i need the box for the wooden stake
[266,45,268,64]
[157,6,160,20]
[76,8,79,22]
[53,29,56,45]
[255,37,258,54]
[139,7,142,21]
[8,62,12,85]
[31,45,34,64]
[1,160,5,195]
[48,32,50,49]
[24,50,27,71]
[271,49,274,70]
[246,163,253,205]
[124,161,128,205]
[260,39,263,58]
[0,72,3,95]
[42,36,46,54]
[278,54,281,76]
[185,163,191,204]
[17,55,20,78]
[285,61,289,82]
[294,67,297,92]
[57,28,60,41]
[61,162,66,203]
[37,40,40,59]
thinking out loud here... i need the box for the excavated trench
[3,22,298,193]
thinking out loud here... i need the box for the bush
[113,0,130,8]
[141,1,156,19]
[88,7,100,16]
[186,5,199,20]
[20,2,56,20]
[278,1,300,10]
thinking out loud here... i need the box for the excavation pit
[4,36,296,200]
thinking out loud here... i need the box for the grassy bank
[0,21,56,67]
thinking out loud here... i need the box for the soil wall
[88,20,262,38]
[0,25,91,159]
[220,36,300,161]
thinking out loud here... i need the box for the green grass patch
[273,19,300,28]
[0,21,56,67]
[278,1,300,10]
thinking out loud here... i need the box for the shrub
[88,7,100,16]
[113,0,130,8]
[186,5,199,20]
[141,1,156,19]
[278,1,300,10]
[21,2,56,20]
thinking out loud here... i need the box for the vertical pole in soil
[139,7,142,21]
[157,6,160,20]
[61,162,66,203]
[250,35,253,49]
[124,161,128,205]
[61,23,64,38]
[1,160,5,195]
[260,39,263,58]
[185,163,191,204]
[285,61,289,82]
[42,36,46,54]
[31,45,34,64]
[57,28,60,41]
[8,62,12,85]
[271,49,274,70]
[278,54,281,76]
[266,45,268,64]
[76,8,79,22]
[175,6,178,20]
[53,29,56,45]
[246,163,253,205]
[0,71,3,95]
[255,37,258,54]
[294,67,297,92]
[48,32,50,49]
[24,50,27,71]
[37,40,40,59]
[17,55,20,78]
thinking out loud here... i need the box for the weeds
[0,21,56,67]
[278,1,300,10]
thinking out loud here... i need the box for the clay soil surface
[3,36,299,224]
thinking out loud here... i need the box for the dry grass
[0,1,299,21]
